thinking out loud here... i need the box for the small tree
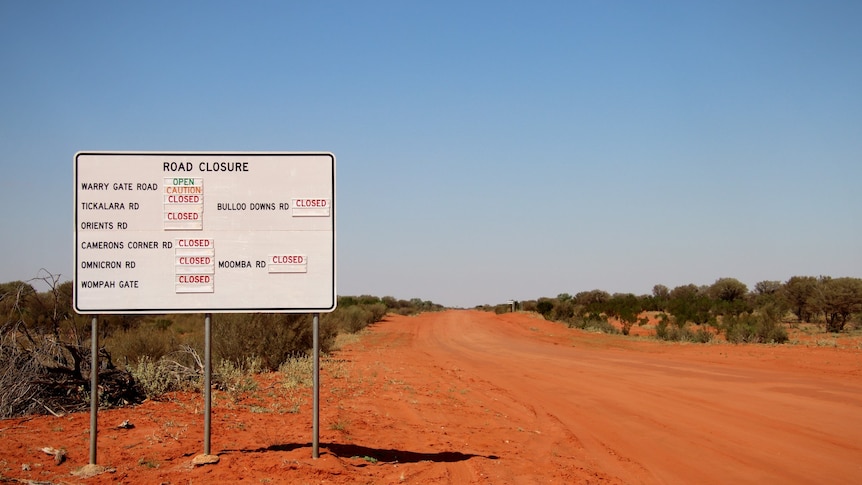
[708,278,751,316]
[783,276,817,322]
[536,299,554,318]
[811,277,862,333]
[550,298,576,322]
[651,284,670,312]
[708,277,748,302]
[668,284,712,326]
[754,280,782,296]
[605,293,641,335]
[574,289,610,316]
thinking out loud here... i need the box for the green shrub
[723,313,788,344]
[655,321,713,342]
[328,305,373,333]
[655,321,685,341]
[520,300,538,313]
[588,318,620,335]
[367,302,387,321]
[324,301,388,333]
[214,313,336,371]
[377,296,444,315]
[536,299,554,318]
[214,358,260,394]
[550,299,576,322]
[568,314,619,334]
[693,326,714,343]
[129,354,201,399]
[279,355,315,389]
[493,304,510,314]
[105,324,177,365]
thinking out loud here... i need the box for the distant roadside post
[74,152,336,465]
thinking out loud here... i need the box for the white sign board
[74,152,335,314]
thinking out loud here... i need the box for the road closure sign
[74,152,335,314]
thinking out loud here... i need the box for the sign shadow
[233,442,499,464]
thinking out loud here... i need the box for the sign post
[313,313,320,458]
[89,316,98,465]
[74,152,336,463]
[204,313,212,456]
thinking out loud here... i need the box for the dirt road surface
[2,310,861,484]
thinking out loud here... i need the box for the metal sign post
[204,313,212,456]
[89,316,98,465]
[313,313,320,458]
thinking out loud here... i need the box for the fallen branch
[31,398,62,418]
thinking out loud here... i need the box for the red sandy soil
[2,310,861,484]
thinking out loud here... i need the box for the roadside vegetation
[4,270,860,419]
[479,276,862,345]
[0,272,443,418]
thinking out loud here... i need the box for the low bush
[656,320,679,341]
[722,313,788,344]
[214,313,336,371]
[214,358,261,395]
[520,300,538,313]
[378,296,445,315]
[568,314,619,334]
[655,321,714,343]
[325,305,380,334]
[128,347,203,399]
[105,322,180,365]
[693,326,714,343]
[279,355,315,389]
[1,274,447,417]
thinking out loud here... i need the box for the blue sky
[1,1,860,308]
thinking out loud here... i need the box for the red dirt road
[2,310,862,483]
